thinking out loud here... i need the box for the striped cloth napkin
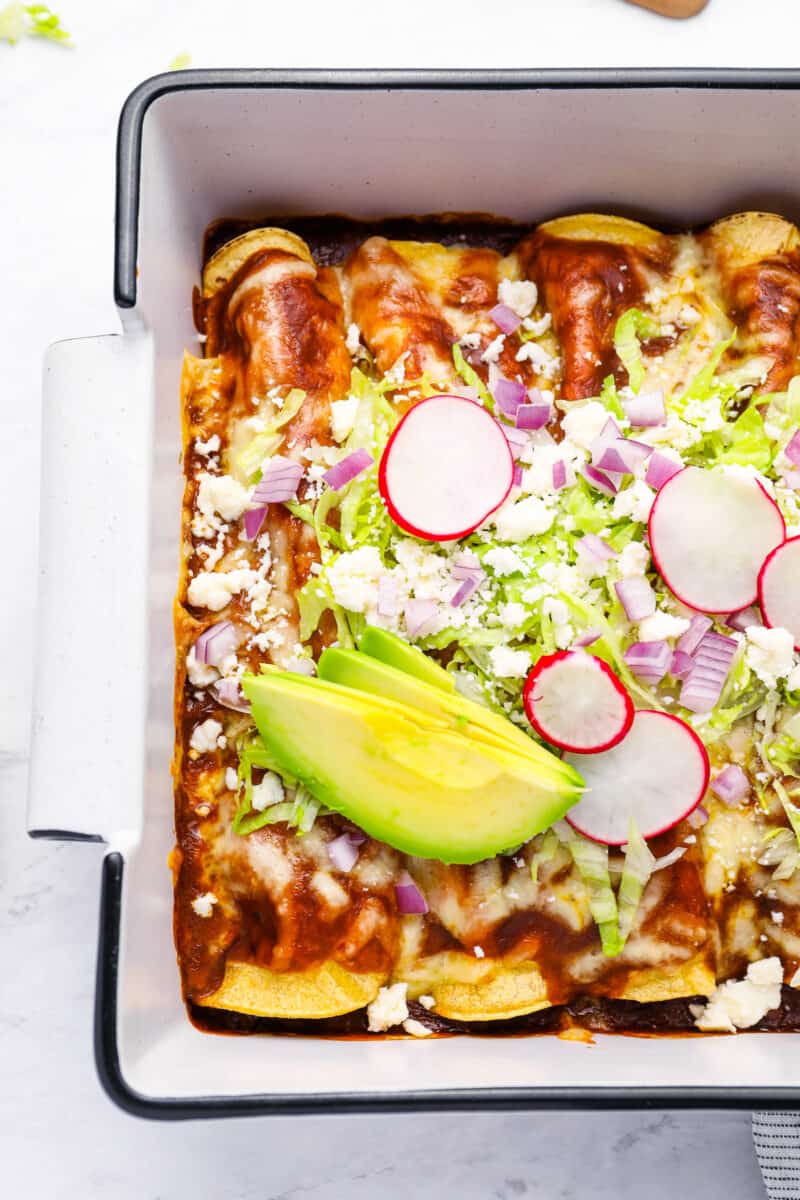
[753,1113,800,1199]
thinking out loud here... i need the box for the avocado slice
[359,626,454,692]
[242,671,582,864]
[317,646,558,770]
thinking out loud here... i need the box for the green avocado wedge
[358,626,454,692]
[242,671,582,865]
[317,645,556,767]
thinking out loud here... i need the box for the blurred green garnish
[0,3,71,45]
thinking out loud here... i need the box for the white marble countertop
[3,0,797,1193]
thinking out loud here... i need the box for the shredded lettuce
[613,309,658,394]
[617,821,656,946]
[529,828,560,883]
[232,735,323,836]
[559,824,622,957]
[452,344,492,406]
[231,388,306,482]
[0,2,70,44]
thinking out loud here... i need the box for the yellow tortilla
[198,961,387,1020]
[705,211,800,271]
[538,212,669,251]
[202,227,314,297]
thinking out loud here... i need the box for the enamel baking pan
[28,68,800,1118]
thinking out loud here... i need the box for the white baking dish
[28,69,800,1116]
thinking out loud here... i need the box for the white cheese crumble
[638,611,691,642]
[693,957,783,1032]
[330,396,360,443]
[225,767,239,792]
[185,646,219,687]
[385,352,408,385]
[679,303,702,326]
[187,568,256,612]
[189,718,223,753]
[561,402,609,451]
[459,332,482,350]
[473,945,486,959]
[328,546,384,613]
[499,601,527,629]
[484,546,525,577]
[522,312,552,338]
[515,341,559,377]
[617,541,650,578]
[745,626,795,688]
[489,646,531,679]
[612,480,655,523]
[191,892,218,918]
[403,1018,433,1038]
[345,323,362,355]
[196,472,249,522]
[481,334,505,364]
[367,983,409,1032]
[493,495,554,542]
[250,771,285,812]
[498,278,538,318]
[418,994,436,1010]
[195,434,220,457]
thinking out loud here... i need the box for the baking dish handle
[27,332,154,846]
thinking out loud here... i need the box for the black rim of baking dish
[100,67,800,1118]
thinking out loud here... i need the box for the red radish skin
[565,710,710,845]
[648,467,785,613]
[378,394,513,541]
[522,650,634,754]
[758,535,800,650]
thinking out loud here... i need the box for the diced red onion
[323,448,373,491]
[251,456,304,503]
[405,598,438,639]
[395,870,429,914]
[516,402,551,430]
[451,576,481,607]
[211,677,251,713]
[583,464,619,497]
[573,629,602,648]
[670,649,695,679]
[686,805,709,829]
[577,533,617,563]
[377,575,399,618]
[195,620,241,667]
[327,832,361,873]
[676,614,713,657]
[779,465,800,490]
[645,451,682,491]
[490,303,522,335]
[615,576,656,622]
[552,460,567,490]
[595,437,652,477]
[727,605,761,632]
[501,422,530,458]
[243,504,268,541]
[652,846,687,872]
[494,377,527,417]
[785,430,800,467]
[624,389,666,427]
[679,630,738,713]
[512,464,523,487]
[452,551,483,581]
[623,639,672,684]
[710,764,750,806]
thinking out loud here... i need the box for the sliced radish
[648,467,785,613]
[565,710,710,845]
[758,536,800,649]
[378,394,513,541]
[522,650,634,754]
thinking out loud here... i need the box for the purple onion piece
[211,677,251,713]
[377,575,399,618]
[452,552,483,581]
[624,389,666,427]
[323,448,373,491]
[645,452,682,491]
[710,764,751,807]
[451,576,481,607]
[251,456,304,503]
[395,870,429,914]
[670,650,695,679]
[785,429,800,467]
[615,577,656,622]
[552,460,567,490]
[489,303,522,335]
[577,533,617,563]
[686,805,709,829]
[726,605,761,632]
[405,598,438,639]
[676,614,713,657]
[623,639,672,683]
[512,464,523,487]
[573,629,602,648]
[583,464,619,497]
[243,504,268,541]
[494,377,527,417]
[327,833,361,873]
[195,620,241,667]
[516,403,551,431]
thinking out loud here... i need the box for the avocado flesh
[359,626,454,692]
[317,646,562,771]
[242,672,582,865]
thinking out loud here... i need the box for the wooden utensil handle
[625,0,710,16]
